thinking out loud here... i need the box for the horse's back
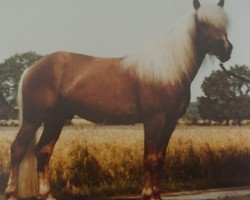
[59,53,140,123]
[22,52,140,123]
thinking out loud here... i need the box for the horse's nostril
[230,44,233,52]
[228,42,233,53]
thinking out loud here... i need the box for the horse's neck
[165,23,206,86]
[174,16,206,86]
[122,14,206,86]
[184,43,206,85]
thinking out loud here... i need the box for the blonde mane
[197,5,228,33]
[122,4,228,85]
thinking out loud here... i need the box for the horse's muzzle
[217,42,233,62]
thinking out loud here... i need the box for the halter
[219,62,250,83]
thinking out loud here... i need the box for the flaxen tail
[17,68,38,198]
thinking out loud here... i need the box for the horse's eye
[199,21,207,28]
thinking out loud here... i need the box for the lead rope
[219,62,250,83]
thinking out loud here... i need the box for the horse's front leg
[142,113,176,200]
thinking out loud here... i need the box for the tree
[228,66,250,125]
[197,65,250,125]
[0,51,42,119]
[184,102,200,125]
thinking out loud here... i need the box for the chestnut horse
[5,0,232,200]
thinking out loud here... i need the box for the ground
[112,187,250,200]
[1,187,250,200]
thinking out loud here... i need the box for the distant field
[0,124,250,198]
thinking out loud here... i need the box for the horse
[5,0,232,199]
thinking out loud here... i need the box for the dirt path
[1,187,250,200]
[112,187,250,200]
[163,187,250,200]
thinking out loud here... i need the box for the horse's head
[194,0,233,62]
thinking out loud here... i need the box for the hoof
[142,193,162,200]
[6,197,17,200]
[143,196,162,200]
[5,188,17,200]
[46,194,56,200]
[45,195,56,200]
[37,193,56,200]
[5,193,17,200]
[142,187,161,200]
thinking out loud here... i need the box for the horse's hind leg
[5,120,41,200]
[35,113,68,200]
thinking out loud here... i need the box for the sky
[0,0,249,101]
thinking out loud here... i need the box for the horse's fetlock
[38,174,51,197]
[142,187,154,197]
[144,155,164,170]
[5,187,17,200]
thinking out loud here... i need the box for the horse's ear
[193,0,200,10]
[218,0,224,8]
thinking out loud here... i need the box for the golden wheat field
[0,123,250,198]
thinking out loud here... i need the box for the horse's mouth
[216,53,231,63]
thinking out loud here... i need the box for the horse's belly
[62,86,140,124]
[68,101,140,124]
[76,111,140,125]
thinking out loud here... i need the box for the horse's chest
[138,84,190,119]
